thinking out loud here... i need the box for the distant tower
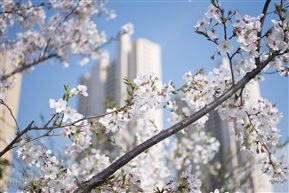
[207,58,273,192]
[203,80,273,192]
[78,35,164,190]
[78,33,163,158]
[0,53,22,191]
[175,58,273,193]
[78,35,162,128]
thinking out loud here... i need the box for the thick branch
[74,52,278,193]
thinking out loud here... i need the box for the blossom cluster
[99,73,175,134]
[176,2,289,185]
[162,171,232,193]
[261,154,289,184]
[49,85,92,153]
[0,75,14,99]
[17,79,173,191]
[0,0,117,98]
[195,2,289,78]
[168,62,232,128]
[216,89,287,183]
[168,130,220,171]
[17,145,112,192]
[170,63,287,183]
[17,142,77,192]
[163,171,202,193]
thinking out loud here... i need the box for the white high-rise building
[79,34,162,124]
[78,35,165,190]
[203,81,273,192]
[175,58,273,192]
[78,34,163,153]
[207,59,273,193]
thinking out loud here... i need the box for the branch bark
[74,52,279,193]
[256,0,271,65]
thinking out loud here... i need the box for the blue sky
[16,0,288,192]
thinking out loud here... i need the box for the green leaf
[64,84,70,93]
[62,93,67,101]
[107,175,115,181]
[127,89,133,96]
[172,90,178,94]
[197,68,206,74]
[124,99,131,104]
[94,131,103,139]
[195,30,207,36]
[275,3,282,16]
[210,0,216,6]
[57,169,67,177]
[99,137,107,144]
[123,77,133,86]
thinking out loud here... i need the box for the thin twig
[0,99,20,133]
[227,53,235,84]
[11,133,61,149]
[0,121,34,158]
[0,53,57,82]
[30,102,133,131]
[256,0,271,66]
[0,100,132,158]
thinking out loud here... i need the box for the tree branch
[0,121,34,158]
[0,99,20,133]
[0,53,57,82]
[256,0,271,65]
[74,52,278,193]
[0,100,132,158]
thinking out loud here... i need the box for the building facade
[78,35,163,147]
[175,58,273,192]
[78,34,162,126]
[78,35,166,189]
[0,53,22,191]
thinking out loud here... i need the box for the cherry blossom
[121,23,134,36]
[0,0,117,99]
[217,39,233,55]
[168,130,220,170]
[70,84,88,97]
[63,106,77,122]
[164,170,202,193]
[49,98,67,113]
[98,73,174,134]
[42,156,59,180]
[194,17,209,31]
[207,29,218,40]
[205,4,221,24]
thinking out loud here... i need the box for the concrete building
[78,34,163,152]
[0,53,22,191]
[78,35,165,190]
[203,82,273,192]
[175,58,273,192]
